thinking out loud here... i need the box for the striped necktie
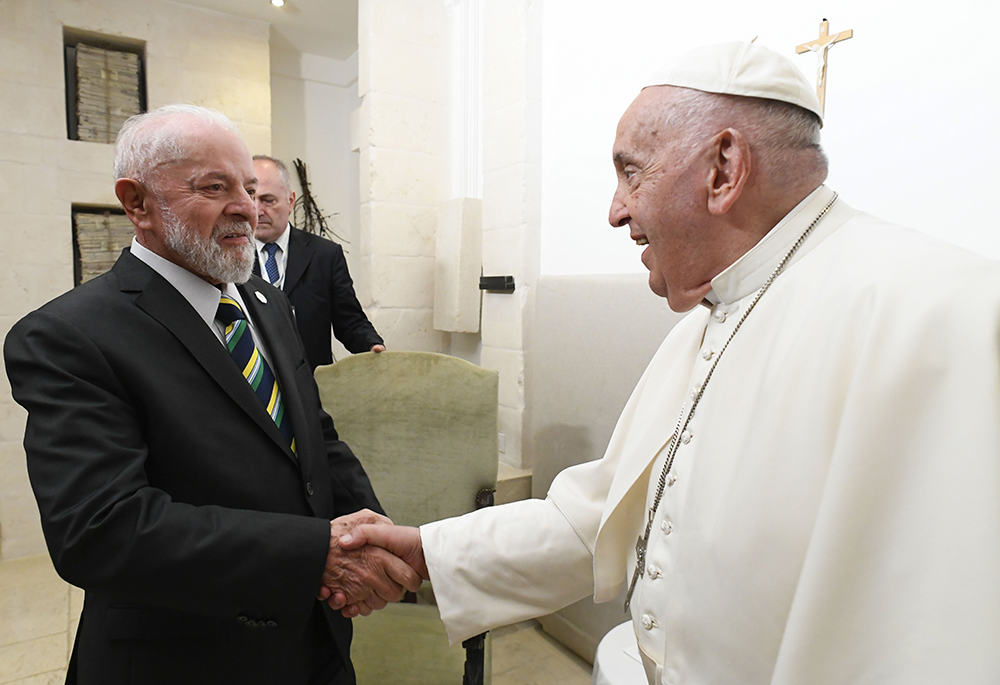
[262,242,281,285]
[217,295,295,452]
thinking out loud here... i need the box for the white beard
[160,204,255,284]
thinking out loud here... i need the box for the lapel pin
[255,291,267,304]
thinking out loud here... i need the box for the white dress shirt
[130,238,275,366]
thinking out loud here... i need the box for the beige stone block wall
[357,0,449,353]
[479,0,543,470]
[0,0,271,678]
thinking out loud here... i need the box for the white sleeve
[420,497,594,644]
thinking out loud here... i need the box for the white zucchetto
[644,41,823,124]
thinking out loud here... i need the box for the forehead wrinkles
[619,91,685,162]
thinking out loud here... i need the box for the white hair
[660,88,828,183]
[113,104,242,188]
[252,155,293,192]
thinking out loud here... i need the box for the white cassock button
[647,564,661,579]
[667,472,677,487]
[661,519,673,535]
[681,430,692,444]
[701,348,714,360]
[713,308,727,323]
[640,614,657,630]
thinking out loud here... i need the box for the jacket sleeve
[326,243,384,354]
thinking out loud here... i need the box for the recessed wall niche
[72,206,133,286]
[64,27,146,143]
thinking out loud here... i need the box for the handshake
[317,510,428,618]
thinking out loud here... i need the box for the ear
[288,190,297,211]
[705,128,751,216]
[114,178,156,231]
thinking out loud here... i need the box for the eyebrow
[194,171,257,186]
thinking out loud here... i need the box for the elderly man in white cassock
[334,42,1000,683]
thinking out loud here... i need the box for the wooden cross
[796,19,854,116]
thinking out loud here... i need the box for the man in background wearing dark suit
[251,155,384,370]
[3,105,418,685]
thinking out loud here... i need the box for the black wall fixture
[479,276,515,293]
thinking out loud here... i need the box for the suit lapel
[282,227,313,295]
[114,253,296,463]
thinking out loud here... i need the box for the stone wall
[356,0,450,353]
[478,0,542,470]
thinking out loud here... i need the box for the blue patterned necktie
[216,295,295,452]
[262,243,281,285]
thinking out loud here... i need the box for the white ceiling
[171,0,358,60]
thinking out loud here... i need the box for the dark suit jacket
[254,227,383,369]
[3,250,382,685]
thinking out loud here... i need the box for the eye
[205,183,224,192]
[247,188,256,198]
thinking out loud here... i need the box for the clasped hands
[317,509,427,618]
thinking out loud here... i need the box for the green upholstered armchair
[314,351,499,685]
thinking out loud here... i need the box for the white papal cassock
[421,185,1000,684]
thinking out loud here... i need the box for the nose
[229,187,257,225]
[608,185,630,228]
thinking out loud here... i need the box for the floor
[491,621,593,685]
[0,555,594,685]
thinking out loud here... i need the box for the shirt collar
[130,237,228,329]
[254,223,290,255]
[706,185,836,306]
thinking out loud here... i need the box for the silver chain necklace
[624,193,838,613]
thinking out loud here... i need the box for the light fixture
[270,0,284,6]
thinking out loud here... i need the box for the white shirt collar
[254,223,291,254]
[707,185,837,306]
[130,237,224,330]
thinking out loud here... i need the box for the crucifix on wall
[796,19,854,116]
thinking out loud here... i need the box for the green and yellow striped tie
[217,295,295,452]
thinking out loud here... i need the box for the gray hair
[661,88,828,183]
[114,104,242,187]
[252,155,293,192]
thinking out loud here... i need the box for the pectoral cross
[624,507,657,613]
[796,19,854,116]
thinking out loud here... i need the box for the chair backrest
[315,351,499,528]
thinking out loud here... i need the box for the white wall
[540,0,1000,275]
[270,49,361,250]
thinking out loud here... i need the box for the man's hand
[316,509,410,616]
[333,524,428,617]
[317,509,393,603]
[370,344,386,353]
[339,524,427,579]
[329,509,392,541]
[320,512,423,616]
